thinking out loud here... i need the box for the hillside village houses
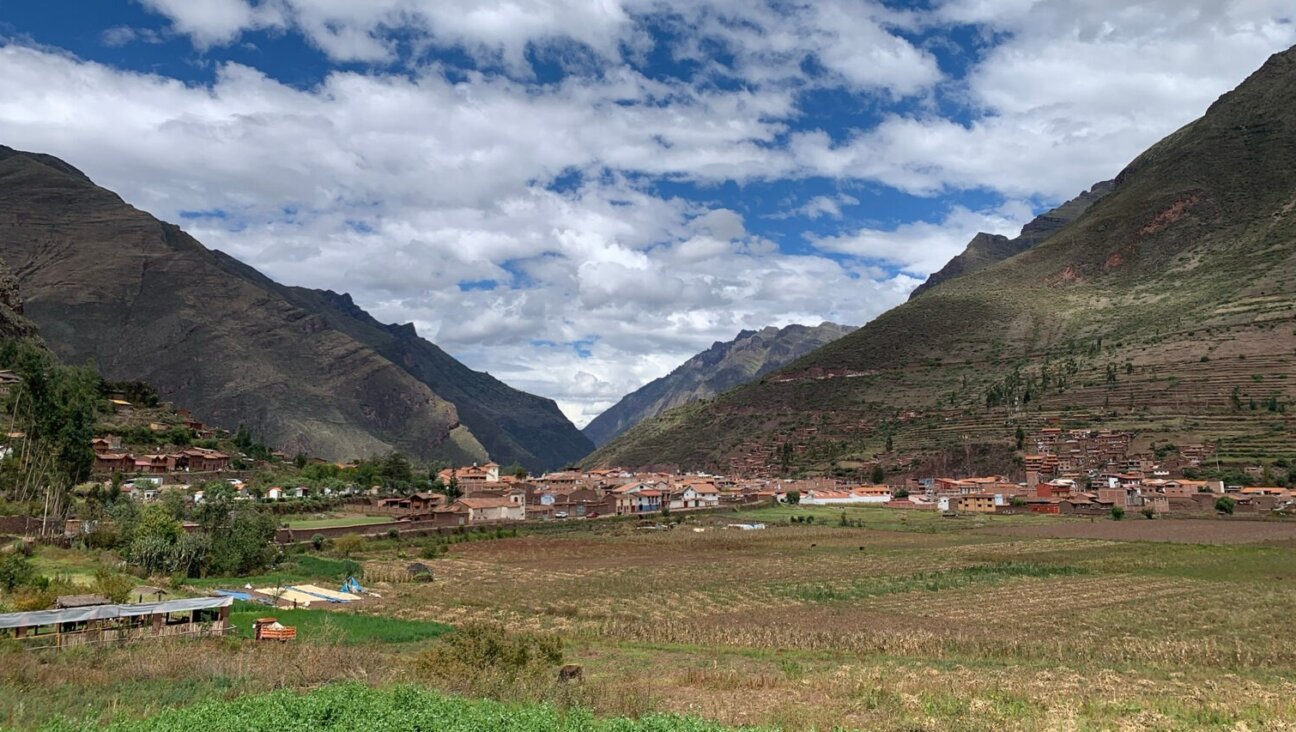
[76,417,1294,534]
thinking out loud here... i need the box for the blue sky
[0,1,1293,425]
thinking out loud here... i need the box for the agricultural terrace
[7,506,1296,730]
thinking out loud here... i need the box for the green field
[227,603,450,644]
[40,684,736,732]
[284,515,391,530]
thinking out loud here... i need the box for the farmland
[9,507,1296,730]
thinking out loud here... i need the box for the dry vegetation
[9,508,1296,730]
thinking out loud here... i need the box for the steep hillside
[908,180,1115,300]
[587,45,1296,476]
[0,254,37,342]
[583,322,855,447]
[0,146,592,470]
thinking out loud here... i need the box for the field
[283,514,391,530]
[9,507,1296,730]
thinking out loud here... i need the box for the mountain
[908,180,1115,301]
[0,146,592,470]
[583,322,856,447]
[586,45,1296,476]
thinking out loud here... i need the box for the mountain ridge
[0,145,592,470]
[583,322,855,447]
[585,44,1296,476]
[908,179,1115,301]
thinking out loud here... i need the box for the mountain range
[0,147,592,471]
[586,45,1296,476]
[583,322,856,447]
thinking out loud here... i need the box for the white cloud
[787,0,1296,198]
[136,0,280,47]
[811,201,1035,277]
[3,0,1295,429]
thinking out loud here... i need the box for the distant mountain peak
[582,321,855,447]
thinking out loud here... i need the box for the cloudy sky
[1,2,1293,426]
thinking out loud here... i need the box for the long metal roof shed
[0,596,232,630]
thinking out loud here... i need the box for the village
[67,422,1293,542]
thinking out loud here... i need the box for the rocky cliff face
[582,322,855,447]
[908,180,1115,301]
[0,146,592,470]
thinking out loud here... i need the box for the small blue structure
[340,576,364,595]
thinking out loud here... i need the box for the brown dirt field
[976,517,1296,544]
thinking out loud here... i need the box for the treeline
[0,339,97,521]
[80,481,276,578]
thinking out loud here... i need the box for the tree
[446,476,462,500]
[381,452,413,489]
[503,462,528,480]
[1141,507,1156,519]
[894,488,909,499]
[334,533,365,558]
[884,433,893,452]
[1109,506,1125,521]
[870,464,885,485]
[785,490,800,505]
[294,452,308,469]
[1215,496,1236,515]
[1015,426,1025,451]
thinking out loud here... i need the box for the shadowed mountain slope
[0,146,591,470]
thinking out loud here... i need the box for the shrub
[387,528,400,541]
[415,622,564,693]
[0,552,37,592]
[334,533,365,558]
[1110,506,1125,521]
[93,567,135,603]
[1141,507,1156,520]
[1216,496,1236,515]
[311,533,327,551]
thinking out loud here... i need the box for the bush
[0,552,37,592]
[93,567,135,603]
[1110,506,1125,521]
[416,622,563,690]
[311,533,327,551]
[1216,496,1236,515]
[334,534,365,558]
[1141,507,1156,520]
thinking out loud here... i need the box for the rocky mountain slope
[586,45,1296,476]
[0,146,592,470]
[908,180,1115,300]
[583,322,855,447]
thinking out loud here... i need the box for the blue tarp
[212,589,267,604]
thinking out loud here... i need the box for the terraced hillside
[587,45,1296,476]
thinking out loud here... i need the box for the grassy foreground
[39,684,741,732]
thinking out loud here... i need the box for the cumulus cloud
[811,201,1035,277]
[3,1,1295,427]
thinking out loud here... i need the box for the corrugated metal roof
[0,596,232,630]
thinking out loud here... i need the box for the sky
[0,2,1293,428]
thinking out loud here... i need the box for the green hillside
[586,45,1296,476]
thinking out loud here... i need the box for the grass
[283,515,391,530]
[38,683,743,731]
[184,554,360,589]
[227,602,450,644]
[11,515,1296,730]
